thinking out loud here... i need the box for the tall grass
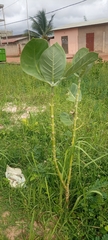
[0,61,108,239]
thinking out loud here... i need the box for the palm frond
[30,9,55,40]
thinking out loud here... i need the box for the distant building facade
[50,18,108,60]
[0,34,29,57]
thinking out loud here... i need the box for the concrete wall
[78,23,108,53]
[0,44,19,56]
[50,28,78,58]
[0,39,29,56]
[105,25,108,53]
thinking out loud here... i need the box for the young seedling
[21,39,98,207]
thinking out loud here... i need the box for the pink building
[50,18,108,61]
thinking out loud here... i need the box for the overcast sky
[0,0,108,35]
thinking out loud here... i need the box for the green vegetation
[21,39,98,207]
[29,9,54,40]
[0,51,108,239]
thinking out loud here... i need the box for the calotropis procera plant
[21,39,98,207]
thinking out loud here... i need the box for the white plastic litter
[5,165,26,188]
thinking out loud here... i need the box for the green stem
[66,78,81,205]
[50,86,66,190]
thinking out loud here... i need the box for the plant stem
[66,78,81,205]
[50,86,66,190]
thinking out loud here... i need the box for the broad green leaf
[60,112,73,126]
[65,48,98,77]
[72,48,89,65]
[39,43,66,85]
[74,62,94,78]
[67,83,82,102]
[21,38,48,81]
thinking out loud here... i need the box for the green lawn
[0,60,108,239]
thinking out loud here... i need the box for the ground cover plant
[0,43,108,239]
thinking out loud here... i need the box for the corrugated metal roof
[53,18,108,31]
[2,37,27,44]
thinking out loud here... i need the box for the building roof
[53,18,108,31]
[1,36,28,44]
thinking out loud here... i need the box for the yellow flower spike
[35,122,38,126]
[21,118,28,125]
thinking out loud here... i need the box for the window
[61,36,68,53]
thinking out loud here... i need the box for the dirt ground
[99,54,108,61]
[6,54,108,64]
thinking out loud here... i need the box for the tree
[30,9,55,41]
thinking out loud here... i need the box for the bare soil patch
[5,226,25,240]
[99,53,108,61]
[2,102,46,123]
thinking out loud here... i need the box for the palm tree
[30,9,55,41]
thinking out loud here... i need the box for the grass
[0,60,108,239]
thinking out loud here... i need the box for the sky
[0,0,108,35]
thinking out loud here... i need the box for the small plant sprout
[21,39,98,207]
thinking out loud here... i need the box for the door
[86,33,94,51]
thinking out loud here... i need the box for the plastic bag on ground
[5,165,25,187]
